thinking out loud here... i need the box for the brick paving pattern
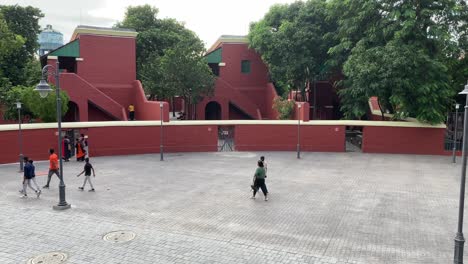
[0,152,465,263]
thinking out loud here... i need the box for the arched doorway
[205,101,221,120]
[63,101,79,122]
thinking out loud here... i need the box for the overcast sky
[3,0,297,47]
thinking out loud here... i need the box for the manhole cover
[103,231,136,243]
[27,252,67,264]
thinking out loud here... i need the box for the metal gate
[445,111,464,151]
[218,126,235,151]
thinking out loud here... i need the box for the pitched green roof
[205,47,222,63]
[49,39,79,57]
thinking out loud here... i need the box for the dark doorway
[63,101,79,122]
[205,101,221,120]
[208,63,220,76]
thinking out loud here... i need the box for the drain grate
[103,230,136,243]
[27,252,67,264]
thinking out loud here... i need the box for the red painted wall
[132,81,169,122]
[0,125,217,164]
[219,43,269,87]
[196,43,276,120]
[362,126,445,155]
[77,35,136,84]
[59,73,126,121]
[0,128,59,164]
[76,35,136,108]
[235,125,345,152]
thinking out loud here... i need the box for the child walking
[77,158,95,192]
[22,158,41,198]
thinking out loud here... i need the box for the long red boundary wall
[0,120,447,164]
[235,124,345,152]
[362,126,445,155]
[0,124,218,164]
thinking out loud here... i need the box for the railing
[445,111,464,151]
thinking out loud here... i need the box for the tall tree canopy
[249,0,467,124]
[0,5,68,123]
[248,0,337,97]
[331,0,467,124]
[0,5,43,87]
[116,5,214,105]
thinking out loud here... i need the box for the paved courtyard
[0,151,465,263]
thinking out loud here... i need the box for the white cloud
[3,0,296,47]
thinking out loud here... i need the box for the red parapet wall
[0,129,60,164]
[362,126,445,155]
[0,125,217,164]
[235,124,345,152]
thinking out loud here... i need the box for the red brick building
[40,25,168,122]
[196,35,279,120]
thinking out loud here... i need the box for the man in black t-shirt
[77,158,96,192]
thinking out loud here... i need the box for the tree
[0,5,43,86]
[0,13,24,103]
[116,4,215,118]
[330,0,467,124]
[248,0,337,97]
[3,85,69,122]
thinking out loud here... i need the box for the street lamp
[35,61,70,210]
[297,103,302,159]
[160,102,164,161]
[454,81,468,263]
[16,102,24,172]
[453,103,461,163]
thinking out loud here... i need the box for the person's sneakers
[21,194,27,198]
[78,187,84,191]
[89,189,95,192]
[264,197,268,201]
[36,190,41,198]
[19,189,24,193]
[250,196,256,199]
[43,185,49,189]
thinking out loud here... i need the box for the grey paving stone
[0,152,465,263]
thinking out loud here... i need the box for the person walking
[19,156,28,194]
[128,104,135,121]
[77,158,95,192]
[62,135,71,162]
[81,134,89,158]
[75,138,85,162]
[28,160,41,192]
[43,148,60,189]
[22,158,41,198]
[251,160,268,201]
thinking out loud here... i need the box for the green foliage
[0,13,24,102]
[143,43,215,103]
[3,85,69,122]
[116,5,213,102]
[330,0,467,124]
[0,5,43,86]
[248,0,337,96]
[249,0,467,123]
[273,97,295,120]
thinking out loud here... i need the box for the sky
[3,0,297,48]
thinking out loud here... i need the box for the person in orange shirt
[75,138,85,161]
[43,148,60,189]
